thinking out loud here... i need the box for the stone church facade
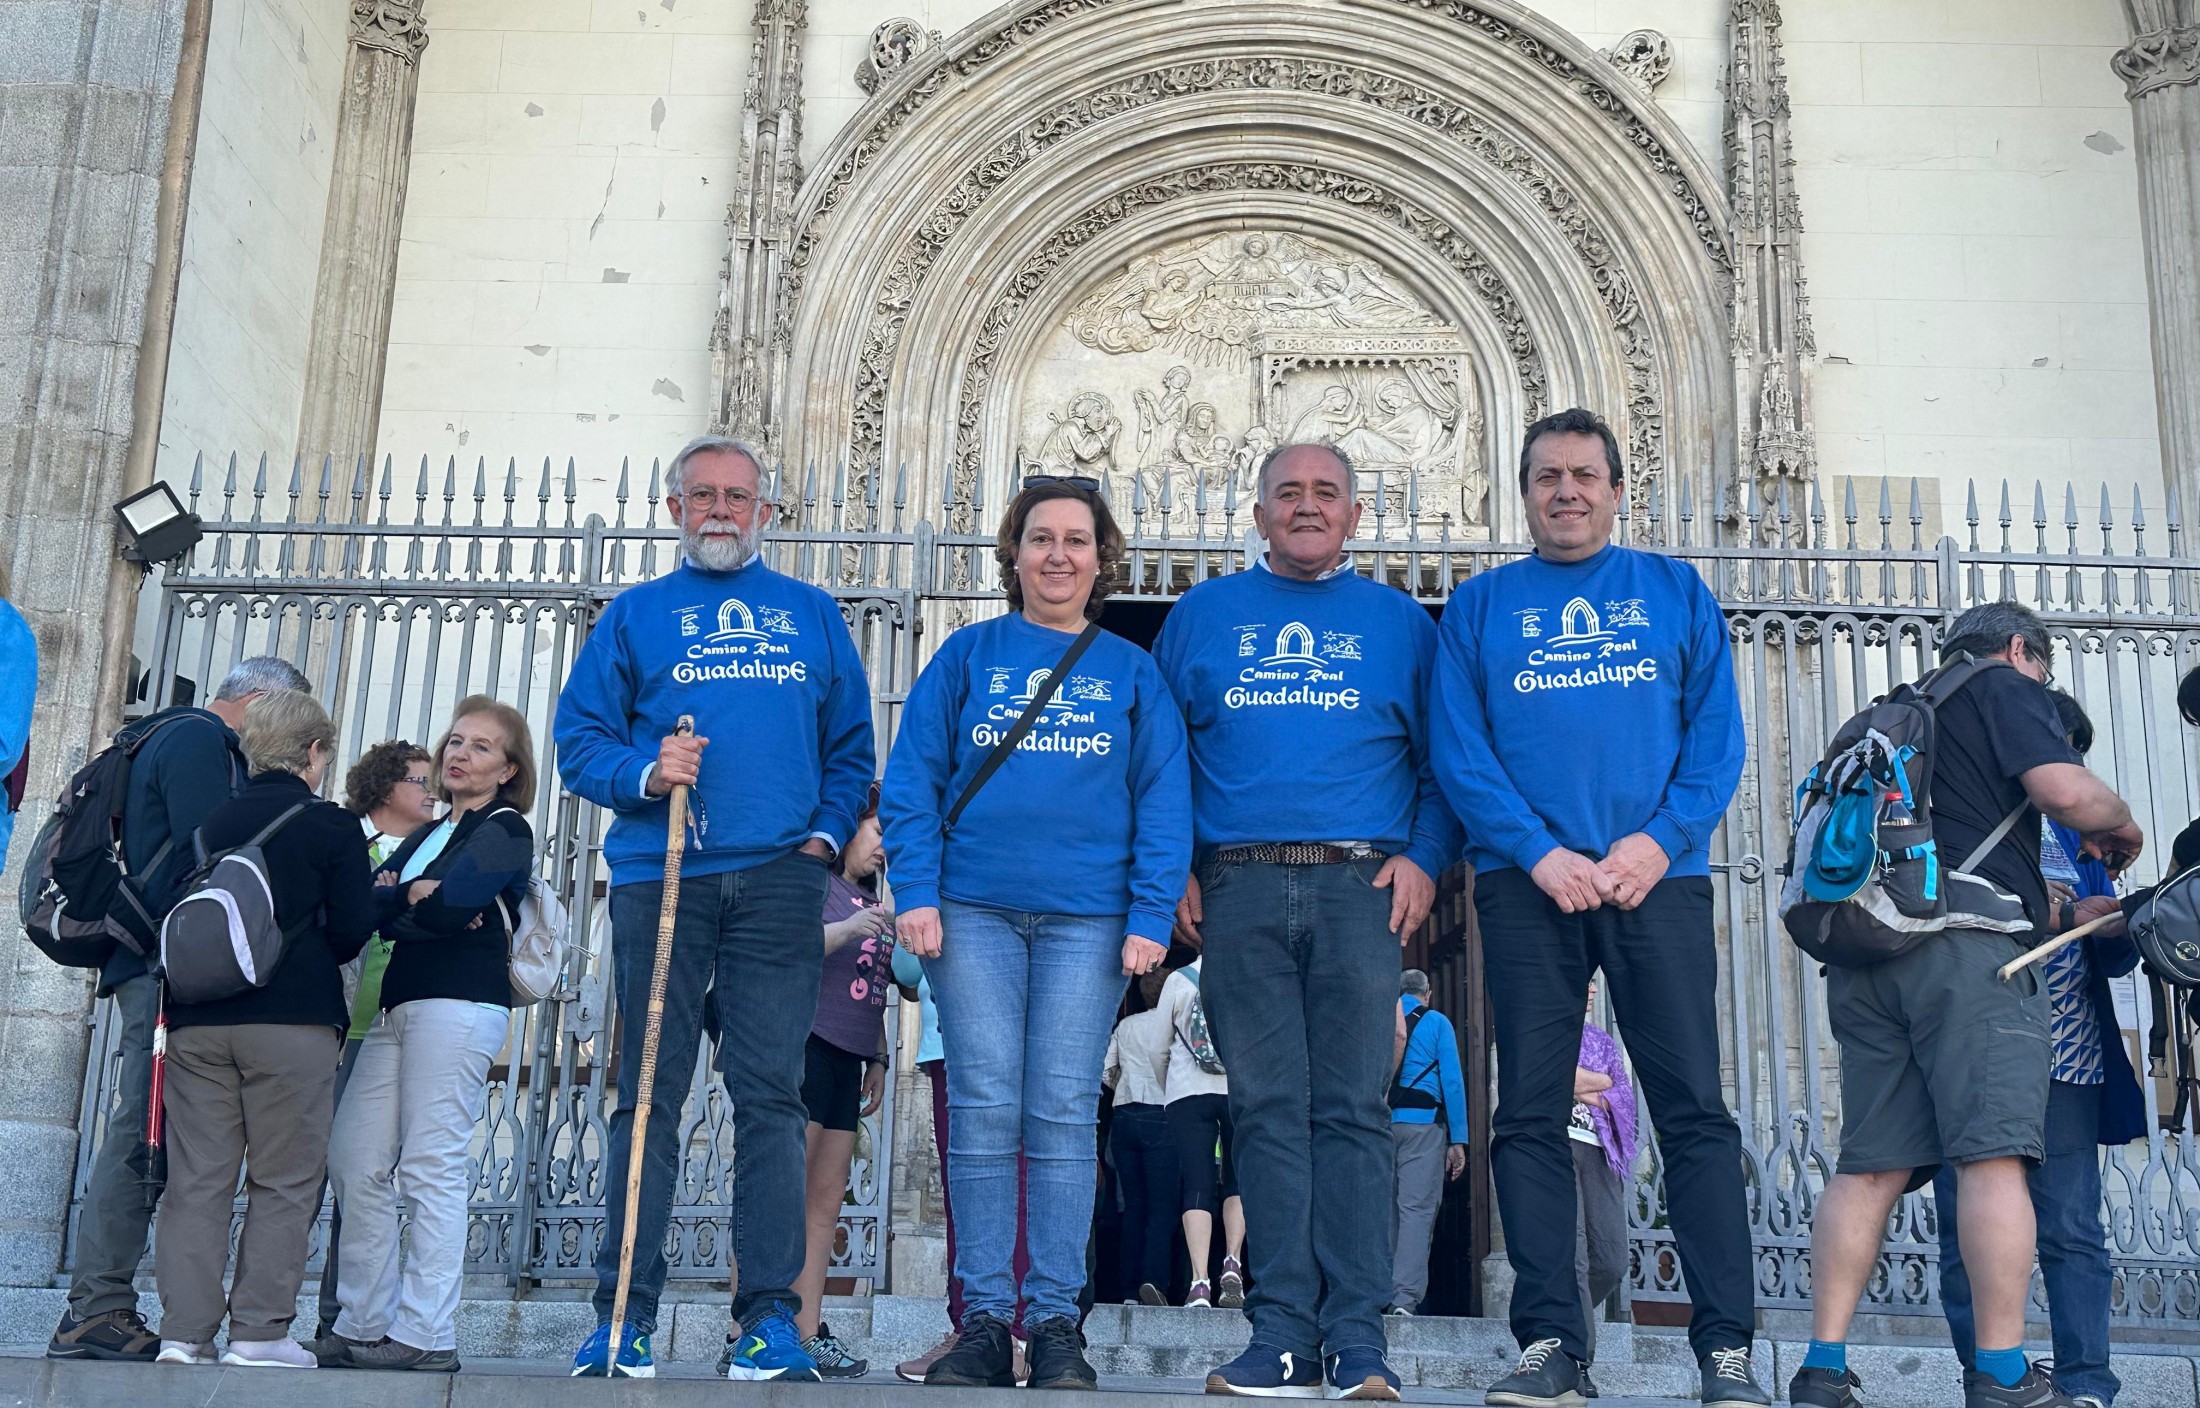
[6,0,2200,1316]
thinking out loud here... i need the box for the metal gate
[71,454,2200,1329]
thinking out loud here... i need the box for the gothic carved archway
[749,0,1736,544]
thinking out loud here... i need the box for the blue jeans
[591,852,829,1331]
[1935,1080,2118,1404]
[924,901,1125,1326]
[1198,855,1397,1359]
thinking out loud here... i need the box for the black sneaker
[802,1322,868,1379]
[307,1331,383,1368]
[1701,1347,1771,1404]
[348,1338,461,1372]
[1788,1365,1865,1408]
[48,1307,160,1362]
[1485,1338,1585,1408]
[1580,1364,1599,1400]
[1966,1364,2081,1408]
[1024,1315,1097,1391]
[925,1312,1016,1388]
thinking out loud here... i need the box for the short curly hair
[994,480,1124,622]
[343,739,431,816]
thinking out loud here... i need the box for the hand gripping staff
[604,714,694,1373]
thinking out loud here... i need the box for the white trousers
[327,999,508,1351]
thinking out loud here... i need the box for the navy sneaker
[570,1322,654,1378]
[1206,1343,1325,1398]
[728,1302,822,1382]
[1701,1348,1772,1405]
[1324,1347,1401,1401]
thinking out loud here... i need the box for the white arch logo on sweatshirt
[973,660,1117,759]
[671,597,806,685]
[1511,595,1659,694]
[1224,621,1363,712]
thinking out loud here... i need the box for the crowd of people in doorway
[14,404,2169,1408]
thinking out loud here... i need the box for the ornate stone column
[295,0,429,475]
[2117,3,2200,513]
[1726,0,1817,539]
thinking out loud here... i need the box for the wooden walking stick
[605,714,694,1373]
[1998,908,2120,982]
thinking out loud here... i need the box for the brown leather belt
[1211,842,1386,867]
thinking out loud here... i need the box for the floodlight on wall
[112,482,203,565]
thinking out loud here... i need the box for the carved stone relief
[855,18,941,96]
[1601,30,1674,93]
[1019,232,1485,531]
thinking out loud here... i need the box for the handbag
[943,618,1102,832]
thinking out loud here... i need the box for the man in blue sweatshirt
[554,435,875,1383]
[1388,969,1468,1318]
[1156,441,1460,1402]
[1433,408,1766,1407]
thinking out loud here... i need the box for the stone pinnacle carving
[350,0,429,64]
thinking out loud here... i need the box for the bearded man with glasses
[555,435,876,1381]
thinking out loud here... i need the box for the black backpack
[1778,654,2033,967]
[16,712,215,968]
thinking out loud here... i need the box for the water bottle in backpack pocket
[158,803,311,1005]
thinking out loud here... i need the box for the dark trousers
[1200,855,1396,1358]
[926,1058,1028,1335]
[1167,1092,1237,1215]
[1476,869,1754,1362]
[1935,1080,2118,1404]
[313,1035,365,1336]
[1109,1102,1178,1293]
[591,853,829,1331]
[69,973,163,1319]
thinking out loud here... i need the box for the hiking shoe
[803,1321,868,1378]
[348,1338,460,1372]
[1966,1364,2081,1408]
[898,1329,957,1382]
[1188,1278,1214,1308]
[306,1331,380,1368]
[48,1307,160,1362]
[1324,1347,1402,1401]
[1485,1337,1586,1407]
[155,1339,215,1365]
[1788,1365,1865,1408]
[729,1302,822,1382]
[1701,1347,1772,1404]
[926,1311,1017,1388]
[1138,1282,1169,1307]
[1219,1257,1246,1309]
[570,1321,654,1378]
[1205,1344,1324,1397]
[1025,1316,1097,1391]
[220,1338,317,1369]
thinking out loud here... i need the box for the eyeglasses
[1022,474,1100,492]
[672,486,762,510]
[403,775,430,788]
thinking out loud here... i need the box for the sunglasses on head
[1022,474,1100,492]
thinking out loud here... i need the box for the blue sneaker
[570,1321,654,1378]
[1206,1343,1325,1398]
[728,1302,822,1383]
[1324,1347,1401,1401]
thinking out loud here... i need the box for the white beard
[684,521,759,572]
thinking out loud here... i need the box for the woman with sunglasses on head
[882,474,1191,1391]
[787,780,896,1377]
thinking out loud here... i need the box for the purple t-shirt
[813,872,895,1058]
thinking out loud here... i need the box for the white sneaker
[220,1337,318,1368]
[156,1339,215,1364]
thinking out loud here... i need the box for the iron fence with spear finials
[68,449,2200,1326]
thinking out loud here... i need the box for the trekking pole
[1997,909,2120,982]
[606,715,694,1373]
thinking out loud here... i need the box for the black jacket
[166,771,374,1030]
[102,707,249,995]
[376,804,534,1010]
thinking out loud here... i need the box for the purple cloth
[1574,1021,1639,1176]
[811,872,895,1057]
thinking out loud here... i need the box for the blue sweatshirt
[1392,995,1470,1144]
[554,558,876,885]
[1432,545,1744,878]
[881,613,1191,943]
[1153,562,1460,879]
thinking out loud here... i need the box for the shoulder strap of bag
[191,800,312,874]
[944,618,1103,833]
[1958,802,2030,873]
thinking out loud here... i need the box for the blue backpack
[1780,654,2032,967]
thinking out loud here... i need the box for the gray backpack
[158,803,310,1005]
